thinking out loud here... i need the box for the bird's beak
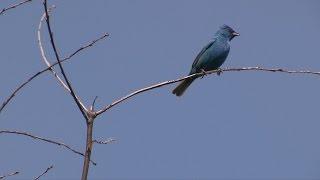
[232,32,240,36]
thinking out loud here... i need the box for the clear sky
[1,0,320,179]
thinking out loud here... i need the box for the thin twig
[0,0,32,15]
[0,33,108,114]
[93,138,116,145]
[222,66,320,75]
[0,171,19,179]
[96,66,320,115]
[38,7,70,93]
[90,96,98,111]
[66,34,109,60]
[33,165,53,180]
[0,130,97,165]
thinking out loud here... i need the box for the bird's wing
[191,39,216,69]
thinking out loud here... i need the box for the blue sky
[1,0,320,179]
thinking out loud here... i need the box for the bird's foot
[200,69,207,79]
[216,68,223,76]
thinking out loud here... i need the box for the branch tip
[34,165,53,180]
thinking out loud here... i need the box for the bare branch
[93,138,116,145]
[96,66,320,115]
[42,1,89,121]
[38,7,71,93]
[81,122,94,180]
[66,34,109,60]
[90,96,98,111]
[0,0,32,15]
[221,66,320,75]
[41,3,88,118]
[33,165,53,180]
[0,171,19,179]
[0,33,108,114]
[0,130,97,166]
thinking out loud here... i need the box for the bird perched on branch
[172,25,239,96]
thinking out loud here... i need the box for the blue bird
[172,25,239,96]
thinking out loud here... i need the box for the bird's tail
[172,77,196,97]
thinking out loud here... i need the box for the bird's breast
[201,42,230,71]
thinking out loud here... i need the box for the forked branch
[0,33,108,114]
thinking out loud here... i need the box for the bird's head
[216,24,240,41]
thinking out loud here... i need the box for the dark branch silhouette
[0,0,32,15]
[0,171,19,179]
[33,165,53,180]
[43,0,88,121]
[38,8,88,111]
[0,130,96,165]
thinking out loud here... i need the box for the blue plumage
[172,25,239,96]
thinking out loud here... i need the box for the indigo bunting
[172,25,239,96]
